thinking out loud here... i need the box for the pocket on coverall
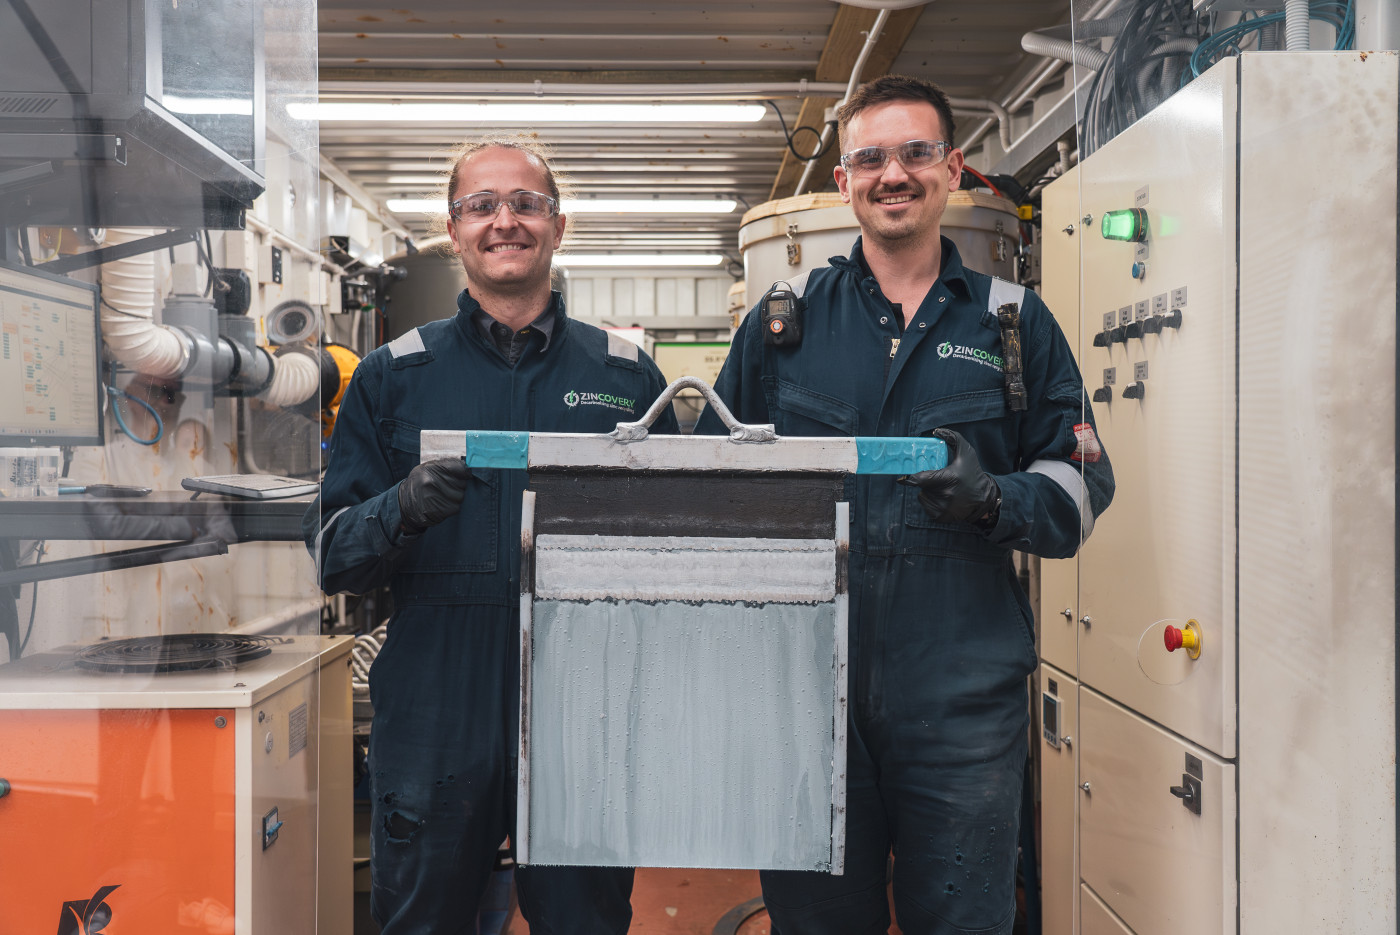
[381,418,499,574]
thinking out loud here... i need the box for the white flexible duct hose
[1286,0,1311,50]
[260,348,320,407]
[1020,31,1110,72]
[99,228,190,378]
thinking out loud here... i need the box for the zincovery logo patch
[936,341,1003,371]
[563,390,636,413]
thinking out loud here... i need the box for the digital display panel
[0,263,103,446]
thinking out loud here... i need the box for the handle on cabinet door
[1081,781,1091,793]
[1170,775,1202,815]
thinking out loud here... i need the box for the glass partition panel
[0,0,340,930]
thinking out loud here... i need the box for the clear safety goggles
[839,139,953,175]
[449,190,560,222]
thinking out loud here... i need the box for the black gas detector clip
[760,281,805,347]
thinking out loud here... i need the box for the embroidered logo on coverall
[937,341,1003,372]
[563,390,637,413]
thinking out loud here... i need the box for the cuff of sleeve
[372,485,417,550]
[983,473,1022,540]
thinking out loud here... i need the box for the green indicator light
[1101,208,1147,242]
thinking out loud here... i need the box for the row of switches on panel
[1093,308,1182,346]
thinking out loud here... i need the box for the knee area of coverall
[367,772,510,934]
[514,865,635,935]
[884,752,1026,935]
[759,868,892,935]
[888,813,1020,935]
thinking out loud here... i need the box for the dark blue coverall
[306,289,678,935]
[697,238,1113,935]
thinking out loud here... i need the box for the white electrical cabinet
[1038,51,1397,934]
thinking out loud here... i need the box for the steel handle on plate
[611,376,776,443]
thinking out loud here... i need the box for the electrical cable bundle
[1078,0,1204,159]
[1189,0,1355,78]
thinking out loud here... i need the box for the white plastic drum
[738,191,1022,313]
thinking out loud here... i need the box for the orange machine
[0,635,351,935]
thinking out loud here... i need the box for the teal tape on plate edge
[855,437,948,474]
[462,431,530,469]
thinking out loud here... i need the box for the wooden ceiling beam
[767,4,925,202]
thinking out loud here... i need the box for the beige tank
[737,191,1022,312]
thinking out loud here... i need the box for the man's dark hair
[837,74,957,150]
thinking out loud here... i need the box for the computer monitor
[0,263,103,446]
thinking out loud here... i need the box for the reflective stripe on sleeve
[315,506,352,584]
[1025,459,1094,539]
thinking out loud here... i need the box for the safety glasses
[839,140,953,175]
[449,190,559,222]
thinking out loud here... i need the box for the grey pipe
[1258,19,1281,52]
[1139,38,1199,108]
[1286,0,1311,50]
[1020,31,1110,72]
[947,97,1013,150]
[794,7,890,194]
[1031,13,1132,41]
[960,0,1123,155]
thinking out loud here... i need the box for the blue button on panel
[463,431,530,469]
[854,437,948,474]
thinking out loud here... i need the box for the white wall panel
[1235,51,1398,935]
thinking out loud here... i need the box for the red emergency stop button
[1164,621,1202,659]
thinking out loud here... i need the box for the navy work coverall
[697,238,1113,935]
[307,290,677,934]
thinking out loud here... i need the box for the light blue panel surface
[855,436,948,474]
[529,599,837,870]
[463,430,529,469]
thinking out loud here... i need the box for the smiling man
[697,76,1114,934]
[307,137,675,934]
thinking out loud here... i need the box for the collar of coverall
[833,235,974,301]
[457,287,563,352]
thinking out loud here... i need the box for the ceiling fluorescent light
[386,198,736,215]
[289,102,766,123]
[567,199,736,214]
[553,254,725,267]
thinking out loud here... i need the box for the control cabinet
[1038,52,1397,934]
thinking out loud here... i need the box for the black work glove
[397,458,471,536]
[898,428,1001,529]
